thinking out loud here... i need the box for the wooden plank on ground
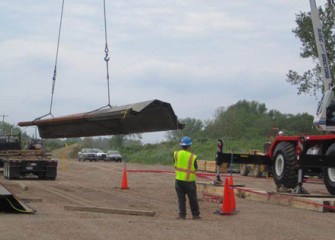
[64,205,156,217]
[197,182,335,213]
[197,181,224,197]
[235,187,335,213]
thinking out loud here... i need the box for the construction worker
[215,139,224,182]
[174,136,200,220]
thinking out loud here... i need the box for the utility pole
[0,114,8,136]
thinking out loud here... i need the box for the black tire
[253,164,262,178]
[38,173,46,180]
[6,163,12,180]
[323,143,335,195]
[240,164,249,176]
[272,142,297,188]
[3,162,8,179]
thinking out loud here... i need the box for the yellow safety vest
[174,150,197,182]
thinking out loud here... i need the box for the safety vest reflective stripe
[175,151,179,163]
[174,152,195,181]
[174,167,196,174]
[186,153,194,181]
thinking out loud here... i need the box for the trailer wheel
[323,143,335,195]
[38,173,46,180]
[273,142,297,188]
[6,164,12,180]
[3,162,8,179]
[253,164,262,178]
[240,164,249,176]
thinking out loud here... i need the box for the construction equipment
[222,1,335,195]
[0,134,57,180]
[239,150,268,178]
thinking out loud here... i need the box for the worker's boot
[216,175,222,182]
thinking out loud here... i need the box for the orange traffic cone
[121,167,129,189]
[215,178,237,215]
[229,175,234,186]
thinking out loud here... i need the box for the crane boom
[311,0,335,131]
[310,0,332,90]
[328,0,335,14]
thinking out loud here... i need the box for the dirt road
[0,159,334,240]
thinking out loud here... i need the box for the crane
[312,0,335,131]
[218,0,335,195]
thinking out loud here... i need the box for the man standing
[174,136,200,220]
[215,139,224,182]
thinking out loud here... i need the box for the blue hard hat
[180,136,192,146]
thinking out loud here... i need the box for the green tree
[204,100,269,139]
[109,134,142,148]
[286,2,335,96]
[165,118,204,142]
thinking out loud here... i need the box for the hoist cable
[36,0,65,120]
[36,0,112,122]
[85,0,112,115]
[103,0,112,108]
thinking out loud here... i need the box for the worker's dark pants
[175,180,200,218]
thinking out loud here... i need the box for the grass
[52,137,268,166]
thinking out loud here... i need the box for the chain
[103,0,112,107]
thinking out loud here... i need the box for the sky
[0,0,326,143]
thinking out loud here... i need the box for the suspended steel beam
[18,99,184,139]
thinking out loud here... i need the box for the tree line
[166,99,316,143]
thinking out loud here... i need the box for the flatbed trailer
[0,134,57,180]
[1,150,57,180]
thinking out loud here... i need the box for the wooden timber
[64,205,156,217]
[197,181,335,213]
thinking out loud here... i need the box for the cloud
[0,0,323,143]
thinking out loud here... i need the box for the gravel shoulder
[0,159,334,240]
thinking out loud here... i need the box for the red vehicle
[223,0,335,195]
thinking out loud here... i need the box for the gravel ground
[0,159,334,240]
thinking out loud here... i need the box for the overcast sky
[0,0,325,143]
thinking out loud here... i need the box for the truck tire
[3,162,8,179]
[253,164,262,177]
[323,143,335,195]
[240,164,249,176]
[273,142,297,189]
[4,162,13,180]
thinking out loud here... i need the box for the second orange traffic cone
[121,167,129,189]
[216,178,237,215]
